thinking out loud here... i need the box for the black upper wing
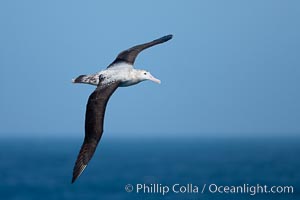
[72,81,120,183]
[108,34,173,67]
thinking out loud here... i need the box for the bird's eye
[144,72,147,75]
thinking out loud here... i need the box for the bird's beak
[149,74,161,84]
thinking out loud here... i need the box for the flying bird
[71,34,173,183]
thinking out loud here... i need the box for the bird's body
[72,62,160,87]
[71,34,173,183]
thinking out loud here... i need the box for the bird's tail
[72,74,99,86]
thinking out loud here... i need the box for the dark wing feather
[108,34,173,67]
[72,81,120,183]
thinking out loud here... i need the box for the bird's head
[137,70,161,84]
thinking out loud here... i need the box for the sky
[0,0,299,138]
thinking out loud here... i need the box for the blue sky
[0,0,299,138]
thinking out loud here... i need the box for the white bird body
[72,62,161,87]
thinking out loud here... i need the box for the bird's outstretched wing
[108,34,173,67]
[72,80,120,183]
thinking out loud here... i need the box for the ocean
[0,136,299,200]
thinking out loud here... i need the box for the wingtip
[161,34,173,42]
[71,175,78,184]
[71,164,87,184]
[71,174,77,184]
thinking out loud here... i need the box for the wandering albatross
[71,34,173,183]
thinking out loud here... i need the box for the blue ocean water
[0,136,299,200]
